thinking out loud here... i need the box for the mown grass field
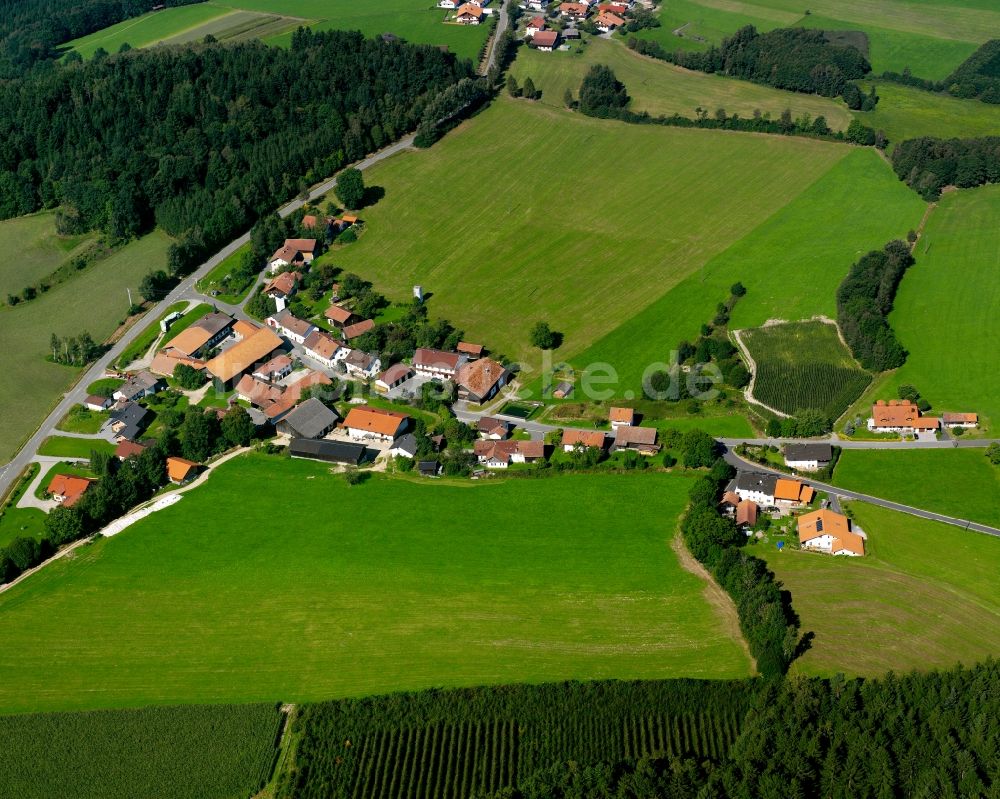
[740,321,870,420]
[636,0,996,79]
[510,36,852,130]
[0,456,751,713]
[762,502,1000,676]
[0,211,96,298]
[854,185,1000,431]
[332,97,847,374]
[574,147,925,393]
[37,436,114,459]
[833,448,1000,529]
[0,230,172,464]
[0,704,282,799]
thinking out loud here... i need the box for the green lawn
[55,406,107,435]
[37,437,115,460]
[761,502,1000,677]
[195,243,257,304]
[0,455,752,713]
[0,230,172,463]
[510,36,853,130]
[573,147,926,394]
[0,465,46,548]
[853,185,1000,432]
[833,448,1000,529]
[63,3,234,56]
[0,211,96,298]
[740,321,870,420]
[332,97,847,375]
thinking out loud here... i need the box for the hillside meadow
[510,36,853,130]
[0,456,752,713]
[762,501,1000,676]
[0,230,172,464]
[64,3,234,57]
[0,211,96,298]
[854,185,1000,431]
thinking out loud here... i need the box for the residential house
[343,405,409,442]
[736,500,758,530]
[798,509,865,556]
[525,15,546,36]
[46,474,96,507]
[562,27,580,39]
[84,394,113,412]
[267,309,316,345]
[276,397,339,439]
[438,0,458,7]
[868,400,940,434]
[612,425,659,454]
[342,318,375,341]
[113,370,162,402]
[114,439,148,460]
[774,478,814,507]
[595,11,624,30]
[720,491,740,512]
[324,304,358,328]
[525,0,545,10]
[260,370,333,424]
[456,3,483,23]
[457,341,484,359]
[732,471,777,506]
[559,2,588,20]
[375,363,415,392]
[532,30,559,50]
[252,354,293,382]
[303,329,347,369]
[456,357,509,403]
[608,407,634,428]
[343,349,382,379]
[289,437,366,465]
[387,433,419,459]
[166,456,200,485]
[149,348,205,378]
[301,214,320,230]
[562,429,606,452]
[268,238,317,273]
[477,416,510,439]
[235,374,285,407]
[943,412,979,429]
[263,271,302,311]
[598,1,628,13]
[204,327,284,389]
[474,439,544,468]
[106,401,149,442]
[783,443,833,471]
[413,348,466,380]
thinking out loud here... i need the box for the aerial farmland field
[0,455,752,713]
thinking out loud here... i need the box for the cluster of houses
[556,406,661,455]
[45,453,203,511]
[867,400,978,435]
[522,0,631,49]
[437,0,493,25]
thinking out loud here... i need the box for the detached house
[324,304,358,328]
[525,15,546,36]
[612,425,659,454]
[595,10,624,30]
[263,271,302,311]
[868,400,940,434]
[559,2,588,20]
[276,397,339,439]
[84,394,113,412]
[303,329,347,369]
[343,349,382,379]
[343,405,409,442]
[113,371,162,402]
[477,416,510,439]
[608,407,635,428]
[267,309,316,345]
[798,509,865,556]
[166,457,200,485]
[532,30,559,50]
[456,357,509,404]
[47,474,96,507]
[943,412,979,429]
[456,3,483,24]
[474,439,544,468]
[736,500,758,530]
[413,348,466,380]
[107,401,150,442]
[783,443,832,471]
[268,239,317,273]
[562,429,606,452]
[732,472,777,506]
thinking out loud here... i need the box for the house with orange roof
[456,357,509,404]
[232,320,260,341]
[149,347,205,379]
[773,478,813,506]
[456,341,484,359]
[263,271,302,311]
[343,406,410,442]
[204,326,284,389]
[342,318,375,341]
[525,15,546,37]
[47,474,96,507]
[868,400,941,434]
[562,429,606,452]
[608,407,634,428]
[166,457,200,485]
[559,1,589,20]
[798,509,865,556]
[324,304,358,328]
[456,3,483,24]
[595,10,624,30]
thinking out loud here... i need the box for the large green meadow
[0,211,96,298]
[0,229,172,464]
[64,3,234,56]
[854,186,1000,430]
[762,501,1000,676]
[833,448,1000,529]
[0,456,751,713]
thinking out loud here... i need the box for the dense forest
[945,40,1000,103]
[0,28,477,272]
[628,26,873,104]
[0,0,205,77]
[836,240,914,372]
[892,136,1000,199]
[276,661,1000,798]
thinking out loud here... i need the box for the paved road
[722,447,1000,538]
[720,436,1000,450]
[483,1,510,75]
[0,135,417,498]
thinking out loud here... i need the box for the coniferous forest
[0,28,475,271]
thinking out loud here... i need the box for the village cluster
[518,0,632,51]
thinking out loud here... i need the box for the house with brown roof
[235,374,285,407]
[166,456,200,485]
[413,348,466,380]
[720,491,741,511]
[562,429,606,452]
[598,2,628,14]
[114,439,148,460]
[324,304,357,328]
[267,309,316,345]
[736,500,758,529]
[343,349,382,379]
[47,474,96,507]
[268,238,317,273]
[456,358,509,404]
[525,14,546,36]
[456,3,483,23]
[612,425,659,454]
[343,405,409,442]
[532,30,559,50]
[252,354,293,382]
[868,400,940,434]
[477,416,510,439]
[263,271,302,310]
[608,407,634,428]
[149,348,206,379]
[457,341,484,359]
[558,1,588,20]
[84,394,113,412]
[303,329,347,369]
[595,10,624,30]
[474,439,545,468]
[798,509,865,556]
[942,412,979,429]
[342,318,375,341]
[204,326,284,389]
[375,363,415,392]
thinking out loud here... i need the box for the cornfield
[753,361,871,420]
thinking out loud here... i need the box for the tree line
[880,40,1000,104]
[891,135,1000,200]
[0,28,474,273]
[836,240,914,372]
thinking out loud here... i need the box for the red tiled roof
[456,358,507,398]
[562,429,605,449]
[532,30,559,47]
[47,474,95,507]
[343,405,409,436]
[325,305,354,324]
[343,319,375,340]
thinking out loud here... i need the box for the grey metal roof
[783,443,833,462]
[391,433,418,456]
[194,311,235,338]
[280,398,339,439]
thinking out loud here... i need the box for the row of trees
[891,135,1000,200]
[836,239,914,371]
[0,29,473,266]
[47,331,104,366]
